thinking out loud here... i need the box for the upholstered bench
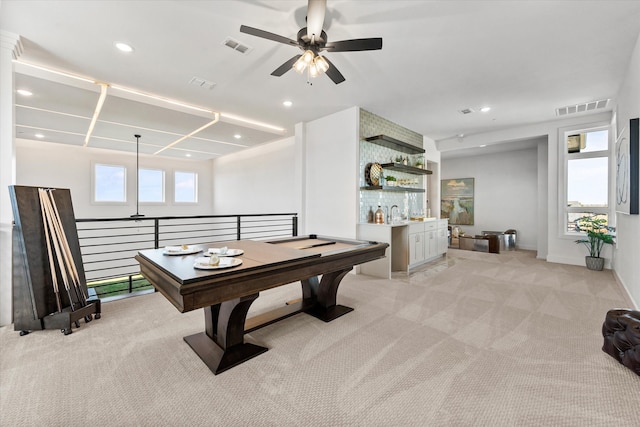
[602,309,640,376]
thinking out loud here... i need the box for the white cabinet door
[437,227,448,254]
[409,232,424,265]
[425,230,436,259]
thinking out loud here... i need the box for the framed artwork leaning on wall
[441,178,474,225]
[616,117,639,215]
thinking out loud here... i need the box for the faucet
[389,205,398,223]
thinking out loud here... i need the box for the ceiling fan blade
[240,25,299,47]
[325,38,383,52]
[271,55,302,76]
[322,57,345,84]
[306,0,327,40]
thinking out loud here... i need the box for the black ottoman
[602,309,640,376]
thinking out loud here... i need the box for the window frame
[558,121,613,238]
[92,162,127,205]
[173,170,198,204]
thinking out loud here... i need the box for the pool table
[135,235,388,374]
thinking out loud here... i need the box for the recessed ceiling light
[282,100,293,107]
[479,144,487,147]
[115,42,134,53]
[186,153,192,157]
[35,133,45,138]
[234,134,242,139]
[480,106,491,113]
[17,89,32,96]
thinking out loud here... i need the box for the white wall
[15,139,213,218]
[211,107,361,239]
[211,137,297,215]
[0,31,20,327]
[613,31,640,308]
[442,146,539,250]
[304,107,359,238]
[424,135,441,217]
[537,141,549,259]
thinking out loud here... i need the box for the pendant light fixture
[131,134,144,219]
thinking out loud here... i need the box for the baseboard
[613,270,639,310]
[546,254,613,270]
[516,244,537,251]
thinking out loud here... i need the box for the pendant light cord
[131,134,144,218]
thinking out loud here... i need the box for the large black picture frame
[616,117,639,215]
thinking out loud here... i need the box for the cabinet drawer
[408,223,424,234]
[424,222,437,231]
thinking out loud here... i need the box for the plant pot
[585,256,605,271]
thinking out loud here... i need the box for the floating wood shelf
[380,163,432,175]
[360,185,425,193]
[364,135,425,155]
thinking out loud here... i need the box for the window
[94,163,126,202]
[563,126,611,233]
[139,168,165,203]
[174,171,198,203]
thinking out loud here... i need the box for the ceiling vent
[458,108,474,115]
[555,99,609,116]
[223,37,252,54]
[189,77,216,90]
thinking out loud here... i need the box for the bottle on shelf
[374,204,385,224]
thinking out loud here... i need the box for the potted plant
[385,175,397,186]
[574,215,615,271]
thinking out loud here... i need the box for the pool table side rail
[136,241,388,313]
[189,242,388,309]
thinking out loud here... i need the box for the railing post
[129,275,133,293]
[236,216,241,240]
[293,215,298,236]
[154,219,159,249]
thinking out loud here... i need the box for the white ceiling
[2,0,640,160]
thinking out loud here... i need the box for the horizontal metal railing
[75,213,298,298]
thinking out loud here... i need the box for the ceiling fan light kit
[293,51,330,80]
[240,0,382,85]
[293,50,315,74]
[313,55,329,73]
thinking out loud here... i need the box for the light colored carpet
[1,249,639,426]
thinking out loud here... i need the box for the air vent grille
[223,37,252,54]
[189,77,216,90]
[556,99,609,116]
[458,108,474,115]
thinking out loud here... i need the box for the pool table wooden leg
[183,293,268,375]
[301,267,354,322]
